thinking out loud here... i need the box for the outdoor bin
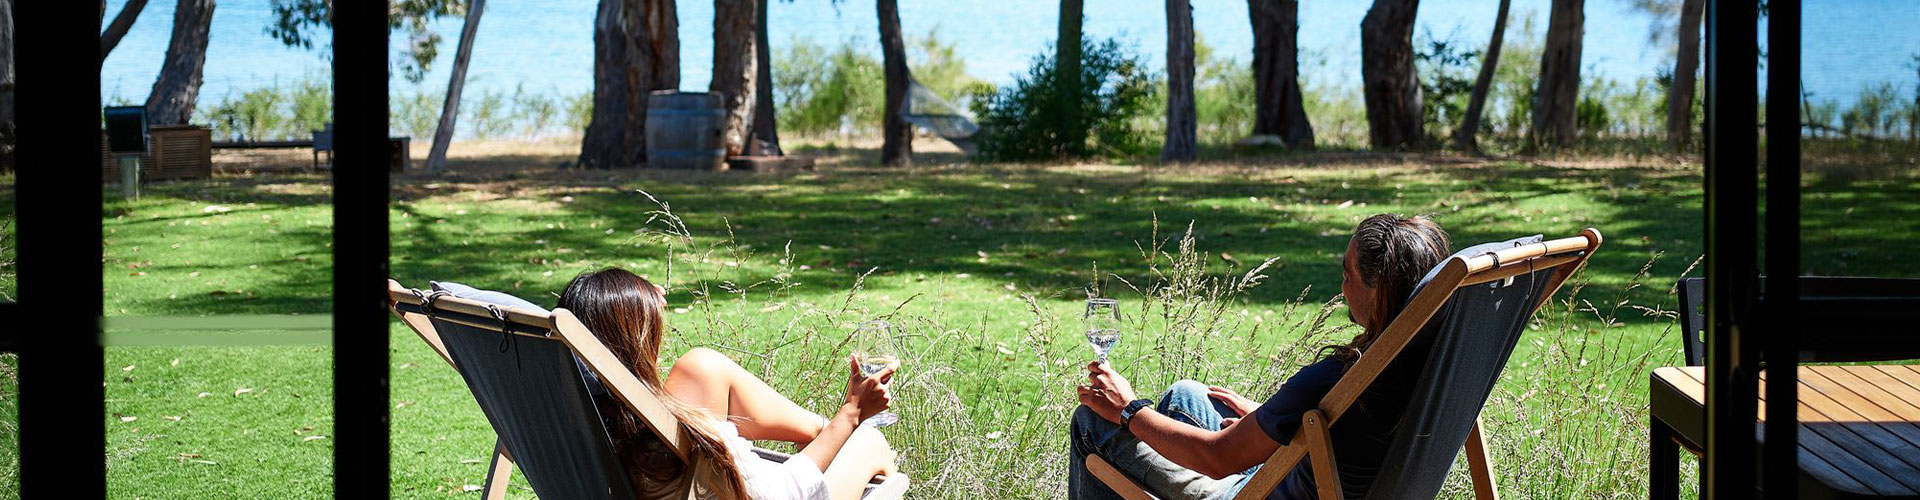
[101,124,213,182]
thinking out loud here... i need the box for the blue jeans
[1068,380,1287,500]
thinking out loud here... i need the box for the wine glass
[852,320,901,427]
[1084,298,1121,365]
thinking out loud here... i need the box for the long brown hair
[559,268,748,500]
[1324,214,1451,364]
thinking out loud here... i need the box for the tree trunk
[1248,0,1313,148]
[1451,0,1509,154]
[100,0,149,58]
[0,0,13,172]
[577,0,678,169]
[749,0,780,156]
[877,0,911,167]
[1667,0,1703,152]
[425,0,484,173]
[1360,0,1423,150]
[1055,0,1084,157]
[711,0,756,157]
[1532,0,1584,148]
[144,0,214,126]
[1162,0,1196,162]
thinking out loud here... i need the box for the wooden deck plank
[1674,366,1904,495]
[1784,370,1920,493]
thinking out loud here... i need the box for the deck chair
[386,279,911,500]
[1088,229,1604,500]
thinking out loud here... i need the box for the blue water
[100,0,1919,112]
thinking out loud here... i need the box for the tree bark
[877,0,911,167]
[1055,0,1084,156]
[1667,0,1703,152]
[1532,0,1584,148]
[577,0,678,169]
[424,0,483,173]
[711,0,756,157]
[1248,0,1313,148]
[1451,0,1509,154]
[0,0,13,172]
[1360,0,1423,150]
[100,0,149,58]
[144,0,215,126]
[1162,0,1196,162]
[749,0,780,156]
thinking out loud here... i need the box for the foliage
[773,29,982,138]
[463,89,510,141]
[969,36,1158,160]
[201,86,288,142]
[1192,33,1257,146]
[565,90,594,135]
[512,84,559,139]
[266,0,467,83]
[1415,27,1480,143]
[1842,82,1903,139]
[392,87,445,139]
[774,36,884,136]
[287,77,333,137]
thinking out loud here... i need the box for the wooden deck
[1652,365,1920,498]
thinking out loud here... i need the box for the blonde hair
[559,268,748,500]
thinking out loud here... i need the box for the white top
[713,420,831,500]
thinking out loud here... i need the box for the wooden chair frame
[388,280,910,500]
[1087,229,1603,500]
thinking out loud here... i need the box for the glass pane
[101,0,334,495]
[1799,0,1920,279]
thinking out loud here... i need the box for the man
[1069,214,1451,500]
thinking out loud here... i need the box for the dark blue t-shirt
[1246,353,1426,499]
[1252,357,1346,444]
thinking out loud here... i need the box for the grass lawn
[79,144,1920,499]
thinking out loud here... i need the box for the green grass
[83,153,1920,498]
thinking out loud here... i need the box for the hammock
[902,76,980,154]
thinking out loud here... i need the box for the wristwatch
[1119,399,1155,429]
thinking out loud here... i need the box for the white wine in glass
[1085,298,1121,365]
[852,320,901,427]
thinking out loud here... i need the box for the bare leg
[663,347,825,444]
[822,425,899,500]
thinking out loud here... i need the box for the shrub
[513,84,560,138]
[286,76,332,136]
[1415,27,1479,142]
[1193,33,1257,146]
[969,36,1158,161]
[775,36,884,136]
[202,85,288,142]
[464,89,511,140]
[565,91,594,137]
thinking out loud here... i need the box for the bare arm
[1124,407,1281,478]
[1077,362,1282,479]
[797,355,894,472]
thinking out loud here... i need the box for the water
[1086,328,1119,364]
[859,354,900,377]
[99,0,1917,116]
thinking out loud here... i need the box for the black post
[333,0,391,497]
[1702,0,1760,498]
[13,0,106,497]
[1763,0,1801,495]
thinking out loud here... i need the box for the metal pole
[1702,0,1760,497]
[1763,0,1802,494]
[118,154,139,199]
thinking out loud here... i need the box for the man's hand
[1206,385,1262,417]
[1075,361,1140,424]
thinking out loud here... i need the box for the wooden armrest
[1086,454,1162,500]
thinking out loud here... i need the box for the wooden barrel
[644,91,727,170]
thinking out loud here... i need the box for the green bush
[287,77,332,136]
[1193,33,1257,146]
[392,88,444,139]
[513,84,559,138]
[969,36,1157,161]
[565,91,594,135]
[1415,28,1479,142]
[202,85,288,142]
[775,37,884,136]
[464,89,510,140]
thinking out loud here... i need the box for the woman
[558,268,899,500]
[1069,214,1451,500]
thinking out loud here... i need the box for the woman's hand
[844,354,895,422]
[1076,362,1140,424]
[1207,385,1262,417]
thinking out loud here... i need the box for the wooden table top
[1652,365,1920,498]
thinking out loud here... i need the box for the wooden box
[101,125,213,182]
